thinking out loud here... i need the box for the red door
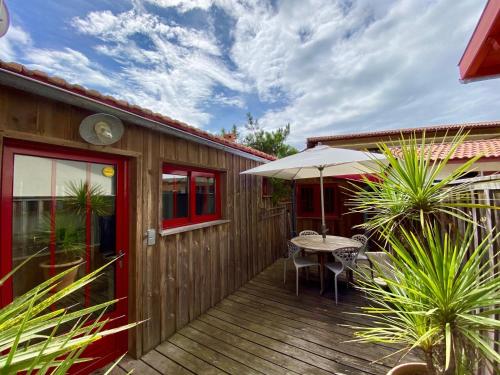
[0,140,129,374]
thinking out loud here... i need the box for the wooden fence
[445,175,499,375]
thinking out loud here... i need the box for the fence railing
[444,175,499,375]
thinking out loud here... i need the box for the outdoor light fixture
[79,113,124,146]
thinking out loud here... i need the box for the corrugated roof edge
[307,121,500,148]
[0,60,276,161]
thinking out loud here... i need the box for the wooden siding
[0,86,288,358]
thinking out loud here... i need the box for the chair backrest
[287,241,301,259]
[332,247,359,269]
[351,234,368,256]
[299,230,319,236]
[366,251,395,282]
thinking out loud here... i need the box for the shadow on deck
[102,259,415,375]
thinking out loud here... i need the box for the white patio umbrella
[241,144,385,239]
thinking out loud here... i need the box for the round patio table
[290,235,362,294]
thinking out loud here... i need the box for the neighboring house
[300,123,500,237]
[0,61,287,374]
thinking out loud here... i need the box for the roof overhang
[459,0,500,83]
[0,66,272,163]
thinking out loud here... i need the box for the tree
[241,113,298,158]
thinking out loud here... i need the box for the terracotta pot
[40,257,84,291]
[387,362,428,375]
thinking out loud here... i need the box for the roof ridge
[307,121,500,144]
[0,60,276,161]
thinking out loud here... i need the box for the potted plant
[38,181,112,290]
[349,132,500,374]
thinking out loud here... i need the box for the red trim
[459,0,500,80]
[296,183,340,218]
[50,160,57,278]
[162,164,221,229]
[0,139,129,374]
[85,164,92,307]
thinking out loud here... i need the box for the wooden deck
[101,259,416,375]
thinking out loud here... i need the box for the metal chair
[325,247,359,304]
[299,230,319,236]
[351,234,369,261]
[283,241,321,296]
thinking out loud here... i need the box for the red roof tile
[307,121,500,148]
[391,139,500,161]
[0,60,276,161]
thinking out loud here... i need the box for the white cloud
[2,0,498,145]
[25,48,114,88]
[144,0,214,12]
[69,6,246,126]
[221,0,496,145]
[0,25,31,61]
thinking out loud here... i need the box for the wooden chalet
[0,61,288,373]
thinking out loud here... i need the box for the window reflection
[195,176,215,215]
[162,173,189,220]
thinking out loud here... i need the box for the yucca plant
[353,224,500,374]
[64,181,113,217]
[349,131,482,239]
[348,131,499,374]
[0,253,135,374]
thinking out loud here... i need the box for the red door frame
[0,139,129,374]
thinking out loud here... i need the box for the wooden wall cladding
[0,86,288,357]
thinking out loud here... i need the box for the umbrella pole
[319,166,326,240]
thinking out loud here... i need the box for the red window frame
[262,177,273,197]
[162,164,221,229]
[296,183,339,218]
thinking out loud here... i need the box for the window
[297,183,338,218]
[262,177,273,197]
[162,165,221,228]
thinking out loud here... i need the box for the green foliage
[349,132,500,374]
[44,214,86,260]
[0,254,136,374]
[241,113,298,158]
[353,225,500,374]
[349,132,483,239]
[231,113,297,203]
[37,181,113,261]
[65,181,113,217]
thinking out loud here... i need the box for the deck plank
[98,260,417,375]
[179,325,295,375]
[155,341,225,375]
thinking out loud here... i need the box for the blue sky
[1,0,499,148]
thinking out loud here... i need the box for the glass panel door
[11,154,118,311]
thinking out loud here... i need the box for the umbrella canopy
[241,145,384,180]
[241,145,385,238]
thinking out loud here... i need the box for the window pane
[162,173,189,220]
[324,186,335,214]
[300,186,315,213]
[12,155,117,316]
[195,176,215,215]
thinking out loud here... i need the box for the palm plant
[349,131,499,374]
[64,181,113,217]
[353,224,500,374]
[349,132,482,239]
[0,253,135,374]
